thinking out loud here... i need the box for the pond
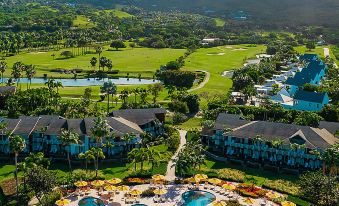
[78,197,105,206]
[181,190,216,206]
[0,77,159,87]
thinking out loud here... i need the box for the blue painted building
[282,90,329,111]
[0,108,167,158]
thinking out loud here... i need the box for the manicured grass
[214,18,225,27]
[3,47,186,78]
[95,9,134,18]
[177,117,202,131]
[73,15,96,29]
[183,44,265,95]
[0,164,16,181]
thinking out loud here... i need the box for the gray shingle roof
[319,121,339,135]
[34,115,61,132]
[1,119,21,134]
[229,120,338,149]
[67,119,86,135]
[106,117,143,136]
[13,116,40,135]
[214,113,251,130]
[44,119,67,136]
[111,108,166,125]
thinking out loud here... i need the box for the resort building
[202,113,339,172]
[0,108,166,158]
[281,90,329,111]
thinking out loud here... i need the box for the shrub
[38,189,63,206]
[141,188,155,197]
[168,101,189,113]
[156,70,196,88]
[0,186,7,205]
[125,178,145,185]
[173,112,187,124]
[262,179,299,196]
[166,130,180,151]
[236,183,267,198]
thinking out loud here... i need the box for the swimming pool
[181,190,216,206]
[78,197,105,206]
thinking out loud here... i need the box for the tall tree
[24,64,36,89]
[9,135,26,203]
[59,129,80,172]
[90,57,97,69]
[100,81,117,114]
[148,83,164,104]
[0,61,7,85]
[11,62,23,87]
[90,117,110,178]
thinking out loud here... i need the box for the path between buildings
[165,130,187,181]
[188,70,210,92]
[324,47,330,57]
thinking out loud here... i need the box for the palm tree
[54,81,63,94]
[0,61,7,85]
[90,117,110,178]
[99,57,107,71]
[90,57,97,69]
[132,88,140,105]
[9,135,26,202]
[11,62,23,88]
[100,81,117,114]
[138,148,150,171]
[128,148,140,172]
[121,133,136,154]
[148,147,161,171]
[139,88,148,105]
[96,46,103,64]
[0,122,7,140]
[120,89,129,105]
[25,65,36,89]
[59,129,80,172]
[78,150,95,174]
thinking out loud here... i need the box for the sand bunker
[225,46,233,49]
[29,52,47,54]
[232,48,247,51]
[207,52,225,56]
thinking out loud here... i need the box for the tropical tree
[139,88,148,105]
[128,148,140,172]
[0,61,7,84]
[120,89,129,105]
[90,117,110,178]
[90,57,97,69]
[131,88,140,104]
[11,62,23,87]
[9,135,26,202]
[25,64,36,89]
[321,144,339,176]
[0,122,7,139]
[148,147,162,170]
[100,81,117,114]
[121,133,136,154]
[99,56,107,71]
[59,129,80,172]
[96,46,103,61]
[110,40,126,50]
[78,150,95,174]
[148,83,164,104]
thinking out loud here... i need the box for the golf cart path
[188,70,210,92]
[165,130,187,181]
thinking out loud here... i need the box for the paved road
[165,130,187,181]
[188,70,210,92]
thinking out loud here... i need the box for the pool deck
[66,183,279,206]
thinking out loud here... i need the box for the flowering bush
[217,169,245,183]
[236,183,267,198]
[126,178,145,185]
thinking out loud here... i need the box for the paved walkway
[324,47,330,57]
[188,71,210,92]
[165,130,187,181]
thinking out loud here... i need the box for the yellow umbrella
[153,188,168,195]
[107,178,122,185]
[187,177,200,183]
[55,198,71,206]
[194,174,208,180]
[91,180,105,187]
[243,197,256,205]
[74,181,87,187]
[104,185,116,192]
[208,178,222,185]
[281,201,296,206]
[266,191,283,199]
[222,183,236,190]
[129,189,142,196]
[210,200,227,206]
[117,185,130,191]
[152,174,165,181]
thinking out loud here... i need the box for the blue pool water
[0,77,159,86]
[78,197,105,206]
[181,190,216,206]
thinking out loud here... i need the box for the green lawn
[73,15,96,29]
[176,117,202,131]
[95,9,134,19]
[182,44,265,96]
[3,46,186,78]
[214,18,225,27]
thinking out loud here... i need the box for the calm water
[78,197,105,206]
[181,190,216,206]
[0,77,159,86]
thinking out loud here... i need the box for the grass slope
[73,15,96,29]
[183,44,265,95]
[3,47,186,78]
